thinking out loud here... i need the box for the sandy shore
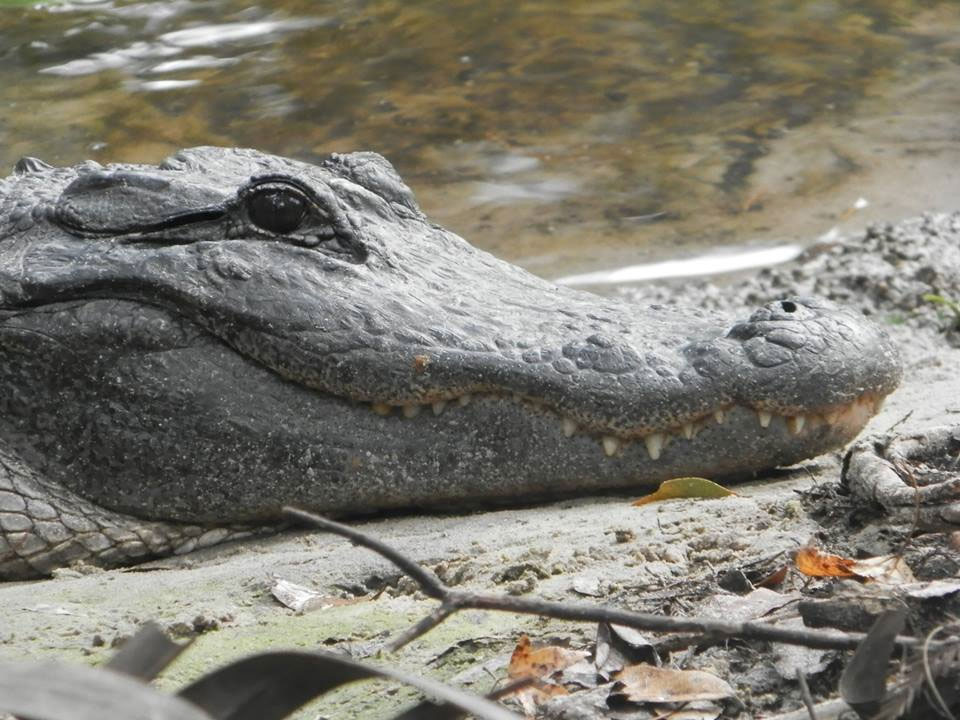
[2,214,958,718]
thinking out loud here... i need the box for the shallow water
[1,0,958,281]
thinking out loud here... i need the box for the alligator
[0,147,902,579]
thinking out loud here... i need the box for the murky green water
[1,0,958,279]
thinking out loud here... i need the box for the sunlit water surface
[1,0,958,282]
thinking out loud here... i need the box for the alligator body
[0,147,901,579]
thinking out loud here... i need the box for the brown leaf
[794,547,916,584]
[613,664,736,703]
[506,636,588,715]
[793,547,857,578]
[755,564,789,588]
[507,635,588,681]
[510,683,568,717]
[632,477,736,507]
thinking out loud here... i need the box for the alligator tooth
[372,403,393,416]
[431,401,447,416]
[562,418,578,438]
[714,409,725,424]
[757,411,772,428]
[682,423,694,440]
[457,394,472,407]
[786,415,805,435]
[602,436,621,457]
[402,405,422,419]
[644,433,664,460]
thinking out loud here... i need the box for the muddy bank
[2,214,959,718]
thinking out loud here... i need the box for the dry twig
[282,508,933,654]
[796,669,819,720]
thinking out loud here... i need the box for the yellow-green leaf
[632,477,736,507]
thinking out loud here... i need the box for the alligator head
[0,147,901,529]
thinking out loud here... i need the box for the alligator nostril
[780,300,797,313]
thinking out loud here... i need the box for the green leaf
[632,477,736,506]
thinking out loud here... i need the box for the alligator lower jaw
[352,391,886,461]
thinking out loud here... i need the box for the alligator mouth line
[349,392,885,460]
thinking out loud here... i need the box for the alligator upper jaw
[3,231,902,454]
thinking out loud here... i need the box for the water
[1,0,958,281]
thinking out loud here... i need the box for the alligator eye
[780,300,797,313]
[247,187,307,234]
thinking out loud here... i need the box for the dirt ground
[2,214,959,719]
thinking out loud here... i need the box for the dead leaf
[613,663,736,703]
[699,588,797,623]
[840,609,907,716]
[770,618,832,680]
[595,622,657,681]
[571,577,602,597]
[510,682,568,716]
[507,635,588,681]
[270,578,332,613]
[505,636,589,714]
[794,547,857,578]
[794,547,916,584]
[755,564,789,588]
[906,579,960,598]
[632,477,736,507]
[849,554,916,585]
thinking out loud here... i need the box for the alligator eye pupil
[781,300,797,313]
[248,189,306,234]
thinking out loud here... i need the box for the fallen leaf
[595,622,657,681]
[906,579,960,598]
[699,588,797,623]
[794,547,857,578]
[507,635,588,681]
[506,636,588,715]
[613,664,736,703]
[794,548,916,584]
[632,477,736,507]
[571,577,602,597]
[840,609,907,716]
[510,682,568,716]
[755,564,789,588]
[770,618,832,680]
[270,578,332,613]
[23,604,78,616]
[849,554,916,585]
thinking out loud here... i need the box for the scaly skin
[0,147,902,579]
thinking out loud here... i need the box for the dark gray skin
[0,147,902,579]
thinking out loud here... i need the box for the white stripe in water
[555,244,803,286]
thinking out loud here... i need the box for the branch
[283,507,930,654]
[283,509,446,599]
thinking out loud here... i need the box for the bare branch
[386,601,457,652]
[284,508,933,655]
[283,508,446,599]
[796,668,819,720]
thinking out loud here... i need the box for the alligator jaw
[350,389,887,461]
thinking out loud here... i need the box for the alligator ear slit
[14,157,54,175]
